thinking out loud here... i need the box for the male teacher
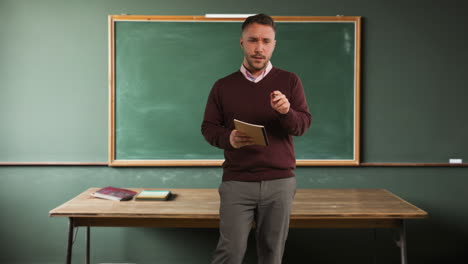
[201,14,311,264]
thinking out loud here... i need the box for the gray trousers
[211,177,296,264]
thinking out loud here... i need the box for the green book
[135,190,172,201]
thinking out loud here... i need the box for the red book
[92,186,137,201]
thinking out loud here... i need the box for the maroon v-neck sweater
[201,67,311,181]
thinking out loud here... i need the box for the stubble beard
[246,56,268,73]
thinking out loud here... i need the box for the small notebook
[135,190,172,201]
[233,119,269,146]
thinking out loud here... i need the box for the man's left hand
[270,90,290,114]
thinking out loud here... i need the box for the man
[201,14,311,264]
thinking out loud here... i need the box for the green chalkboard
[109,16,360,166]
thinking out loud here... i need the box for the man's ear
[240,37,243,48]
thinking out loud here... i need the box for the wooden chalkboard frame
[108,15,361,167]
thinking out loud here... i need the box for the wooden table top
[50,188,428,220]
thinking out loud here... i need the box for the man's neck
[244,66,265,78]
[240,62,273,83]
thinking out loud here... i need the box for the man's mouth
[251,55,265,60]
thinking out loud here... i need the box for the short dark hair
[242,13,276,32]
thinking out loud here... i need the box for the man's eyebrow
[247,36,273,41]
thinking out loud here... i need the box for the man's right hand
[230,129,254,149]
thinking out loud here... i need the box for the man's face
[240,23,276,76]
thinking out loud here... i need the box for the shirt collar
[240,61,273,83]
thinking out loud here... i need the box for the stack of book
[92,186,137,201]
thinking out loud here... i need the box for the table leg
[373,229,378,264]
[66,218,74,264]
[86,226,90,264]
[396,220,408,264]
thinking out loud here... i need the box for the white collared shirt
[240,61,273,83]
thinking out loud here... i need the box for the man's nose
[255,43,263,53]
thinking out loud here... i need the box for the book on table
[135,190,172,201]
[233,119,269,146]
[92,186,137,201]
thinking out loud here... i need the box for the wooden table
[49,188,428,264]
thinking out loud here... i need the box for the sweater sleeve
[201,81,235,150]
[278,73,312,136]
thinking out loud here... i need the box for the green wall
[1,0,468,263]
